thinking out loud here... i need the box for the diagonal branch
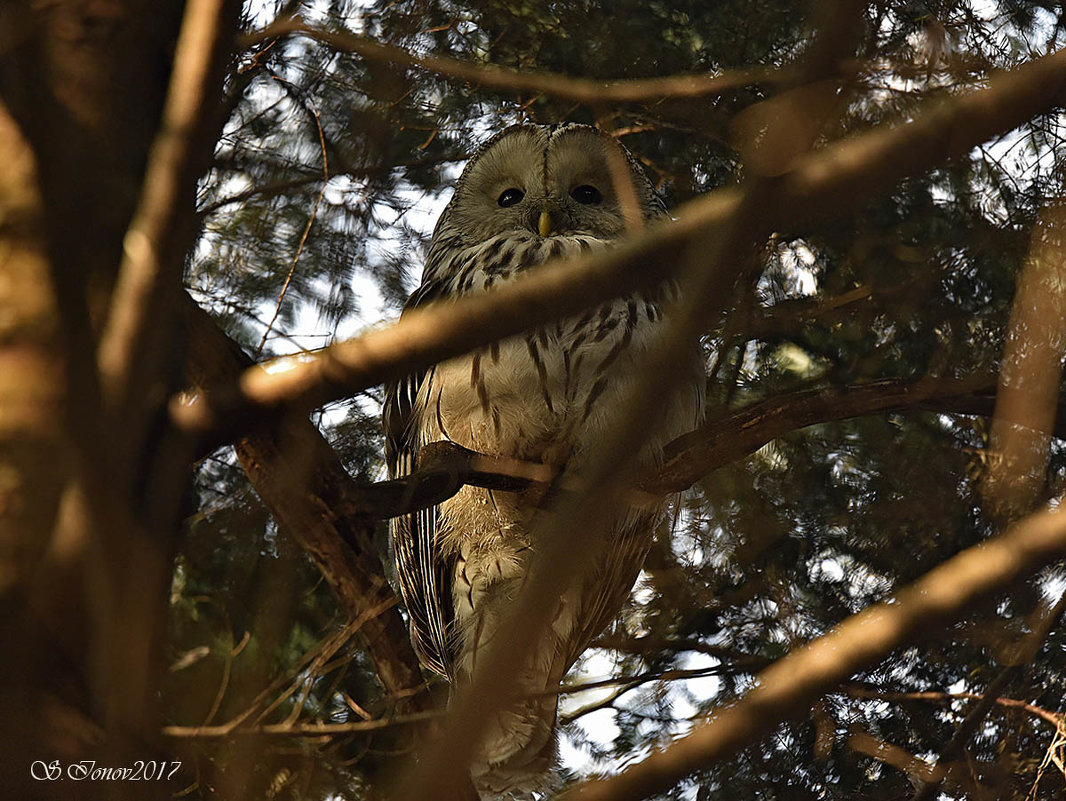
[172,47,1066,449]
[180,297,429,713]
[848,729,948,788]
[561,501,1066,801]
[650,375,1001,493]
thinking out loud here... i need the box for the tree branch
[244,19,777,104]
[844,687,1066,729]
[848,728,947,787]
[180,296,430,713]
[320,375,1010,522]
[162,709,443,738]
[98,0,235,415]
[650,375,1001,494]
[560,501,1066,801]
[172,47,1066,449]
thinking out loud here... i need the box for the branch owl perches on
[384,124,703,796]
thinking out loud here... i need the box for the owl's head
[436,124,664,244]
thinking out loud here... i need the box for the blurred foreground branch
[984,201,1066,521]
[172,46,1066,449]
[561,501,1066,801]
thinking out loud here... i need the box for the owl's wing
[383,280,456,678]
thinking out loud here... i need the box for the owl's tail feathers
[458,579,588,797]
[457,622,574,798]
[469,694,560,799]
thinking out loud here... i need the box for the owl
[384,124,703,796]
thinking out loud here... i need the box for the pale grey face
[440,124,661,244]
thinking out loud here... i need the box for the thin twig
[844,687,1065,729]
[163,709,444,738]
[243,19,778,104]
[911,591,1066,800]
[255,76,330,357]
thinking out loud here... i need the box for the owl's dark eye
[497,188,525,207]
[570,184,602,205]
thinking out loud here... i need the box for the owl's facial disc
[446,125,654,243]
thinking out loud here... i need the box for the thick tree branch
[81,0,241,742]
[650,375,1001,493]
[560,502,1066,801]
[245,19,776,104]
[181,297,430,713]
[331,376,1009,522]
[984,201,1066,520]
[172,47,1066,448]
[99,0,235,415]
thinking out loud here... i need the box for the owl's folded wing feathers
[383,279,459,678]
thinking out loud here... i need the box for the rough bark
[181,297,430,712]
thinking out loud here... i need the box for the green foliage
[172,1,1066,798]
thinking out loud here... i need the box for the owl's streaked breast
[384,122,705,795]
[416,232,609,461]
[424,333,566,460]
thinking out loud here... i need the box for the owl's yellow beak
[538,208,554,237]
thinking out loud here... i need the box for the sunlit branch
[561,502,1066,801]
[847,729,949,787]
[984,201,1066,520]
[172,46,1066,449]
